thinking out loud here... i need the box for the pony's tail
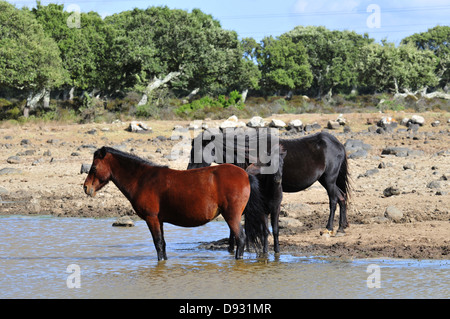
[337,154,351,201]
[243,174,269,252]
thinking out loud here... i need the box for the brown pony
[83,147,266,261]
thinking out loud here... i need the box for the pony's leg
[224,217,245,259]
[228,231,235,253]
[262,214,269,254]
[270,209,280,254]
[336,193,348,235]
[319,177,339,235]
[145,217,167,261]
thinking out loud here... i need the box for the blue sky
[9,0,450,44]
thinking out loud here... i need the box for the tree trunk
[24,88,46,117]
[241,89,248,103]
[138,71,182,106]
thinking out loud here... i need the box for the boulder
[270,119,286,128]
[220,115,246,129]
[80,164,91,174]
[7,156,21,164]
[127,121,151,133]
[112,216,135,227]
[247,116,267,128]
[383,186,400,197]
[327,120,340,130]
[384,206,403,222]
[410,115,425,126]
[288,119,303,130]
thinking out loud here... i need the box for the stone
[403,163,415,170]
[112,216,135,227]
[220,115,246,129]
[427,181,441,189]
[383,186,400,197]
[127,121,151,133]
[0,168,22,175]
[80,164,91,174]
[7,156,21,164]
[384,206,403,222]
[270,119,286,128]
[247,116,267,128]
[410,115,425,126]
[278,217,303,229]
[288,119,303,129]
[327,120,340,130]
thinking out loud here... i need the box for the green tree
[402,26,450,88]
[32,2,112,95]
[285,26,373,97]
[0,1,66,116]
[257,35,312,94]
[358,42,439,93]
[105,7,251,100]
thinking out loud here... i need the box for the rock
[7,156,21,164]
[270,119,286,128]
[112,216,135,227]
[127,121,151,133]
[431,121,440,127]
[288,119,303,129]
[304,123,321,132]
[403,163,415,170]
[358,168,379,178]
[381,147,410,157]
[0,187,9,195]
[86,129,97,135]
[80,164,91,174]
[220,115,246,129]
[0,168,22,175]
[336,114,347,126]
[384,206,403,222]
[427,181,441,189]
[20,139,31,145]
[345,139,371,159]
[410,115,425,126]
[327,120,340,130]
[383,186,400,197]
[247,116,267,128]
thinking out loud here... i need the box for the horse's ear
[95,147,108,159]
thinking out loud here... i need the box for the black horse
[187,128,351,245]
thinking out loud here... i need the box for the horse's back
[280,132,345,192]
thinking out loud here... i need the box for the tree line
[0,1,449,119]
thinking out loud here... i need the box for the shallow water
[0,216,448,299]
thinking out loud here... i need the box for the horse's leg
[224,216,245,259]
[270,207,280,254]
[145,216,167,261]
[319,177,338,235]
[228,231,235,253]
[263,214,269,254]
[336,193,348,235]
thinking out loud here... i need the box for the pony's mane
[96,146,167,168]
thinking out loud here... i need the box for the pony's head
[83,147,112,197]
[246,145,287,182]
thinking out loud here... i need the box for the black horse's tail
[337,154,351,201]
[243,174,269,252]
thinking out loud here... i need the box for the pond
[0,216,448,299]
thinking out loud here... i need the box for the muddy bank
[0,112,449,260]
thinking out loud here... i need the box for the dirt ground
[0,111,449,260]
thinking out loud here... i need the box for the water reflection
[0,216,449,299]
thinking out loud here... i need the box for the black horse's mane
[96,146,168,168]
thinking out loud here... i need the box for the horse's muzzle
[84,185,95,197]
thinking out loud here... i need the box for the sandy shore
[1,111,449,259]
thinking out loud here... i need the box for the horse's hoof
[320,229,334,238]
